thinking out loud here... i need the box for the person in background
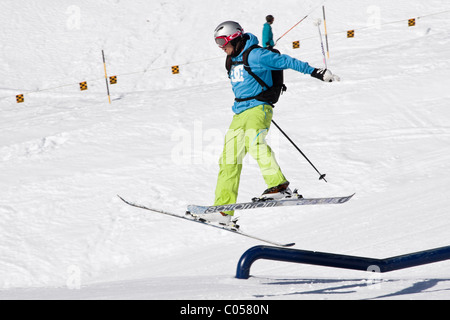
[262,15,275,48]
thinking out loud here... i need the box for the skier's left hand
[311,68,341,82]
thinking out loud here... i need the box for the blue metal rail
[236,245,450,279]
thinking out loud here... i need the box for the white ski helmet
[214,21,244,48]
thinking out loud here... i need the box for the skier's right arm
[255,49,315,74]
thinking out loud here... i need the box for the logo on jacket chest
[230,64,244,83]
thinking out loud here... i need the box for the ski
[117,195,295,247]
[187,193,355,214]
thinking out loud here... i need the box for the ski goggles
[215,30,243,48]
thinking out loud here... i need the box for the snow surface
[0,0,449,300]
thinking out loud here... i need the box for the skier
[206,21,340,224]
[262,15,275,48]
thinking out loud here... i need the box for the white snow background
[0,0,449,300]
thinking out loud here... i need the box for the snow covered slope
[0,0,449,299]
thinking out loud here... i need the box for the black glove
[311,68,340,82]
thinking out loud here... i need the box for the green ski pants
[214,104,287,215]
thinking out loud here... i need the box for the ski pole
[275,0,327,45]
[102,50,111,104]
[271,119,327,182]
[322,5,330,59]
[275,15,309,45]
[314,19,327,69]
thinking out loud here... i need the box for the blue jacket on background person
[262,22,274,48]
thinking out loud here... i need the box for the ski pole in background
[102,50,111,104]
[275,0,327,45]
[314,19,327,69]
[271,119,327,183]
[275,14,309,45]
[322,5,330,59]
